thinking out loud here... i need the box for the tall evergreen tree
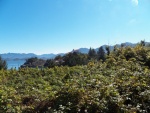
[121,43,125,48]
[140,40,145,46]
[0,56,7,70]
[88,48,97,59]
[97,46,106,61]
[105,46,110,56]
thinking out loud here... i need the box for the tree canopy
[0,56,7,70]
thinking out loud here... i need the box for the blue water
[6,60,26,69]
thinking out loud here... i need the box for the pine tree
[97,46,106,61]
[88,47,97,59]
[105,46,110,56]
[140,40,145,46]
[0,56,7,70]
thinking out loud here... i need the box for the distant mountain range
[76,42,137,53]
[1,53,65,60]
[1,42,149,60]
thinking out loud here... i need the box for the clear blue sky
[0,0,150,54]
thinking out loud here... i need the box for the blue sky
[0,0,150,54]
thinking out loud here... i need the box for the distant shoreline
[6,59,26,69]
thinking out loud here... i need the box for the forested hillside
[0,44,150,113]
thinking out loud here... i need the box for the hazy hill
[0,53,37,60]
[0,53,65,60]
[77,42,137,54]
[37,53,65,59]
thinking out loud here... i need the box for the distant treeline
[20,40,150,69]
